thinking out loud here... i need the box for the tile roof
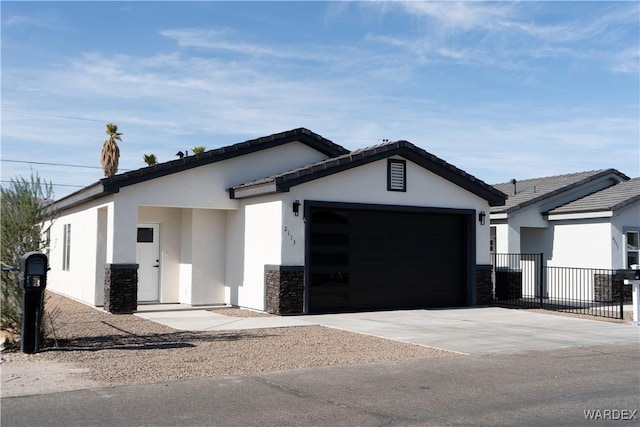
[100,127,349,192]
[230,140,507,206]
[547,177,640,215]
[48,128,349,212]
[490,169,629,214]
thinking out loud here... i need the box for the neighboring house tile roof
[490,169,629,214]
[547,177,640,215]
[48,128,349,212]
[230,139,507,206]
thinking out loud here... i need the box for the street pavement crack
[249,375,405,425]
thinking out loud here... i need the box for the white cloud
[612,46,640,73]
[362,1,639,72]
[2,11,66,30]
[2,2,637,198]
[399,1,516,32]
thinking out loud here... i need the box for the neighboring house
[490,172,639,304]
[546,177,640,270]
[45,128,505,314]
[490,169,640,270]
[490,169,630,264]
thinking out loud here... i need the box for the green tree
[143,154,157,166]
[191,146,206,155]
[101,123,122,177]
[1,173,54,338]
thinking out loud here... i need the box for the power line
[1,159,131,171]
[0,180,85,188]
[1,108,109,123]
[2,159,102,169]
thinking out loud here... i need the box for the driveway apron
[137,306,639,355]
[297,307,639,355]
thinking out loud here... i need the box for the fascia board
[230,182,278,199]
[547,211,613,221]
[45,182,106,214]
[490,213,508,220]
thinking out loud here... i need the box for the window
[387,159,406,192]
[627,231,639,268]
[62,224,71,271]
[137,227,154,243]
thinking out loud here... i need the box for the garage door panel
[308,206,468,313]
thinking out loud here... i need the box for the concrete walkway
[135,305,639,355]
[135,304,315,331]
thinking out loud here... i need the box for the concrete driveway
[297,307,639,355]
[137,305,639,355]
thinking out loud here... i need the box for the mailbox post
[627,265,640,324]
[19,252,48,354]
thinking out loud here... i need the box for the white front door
[136,224,160,302]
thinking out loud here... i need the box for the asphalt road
[2,343,639,427]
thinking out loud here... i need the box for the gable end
[231,140,507,206]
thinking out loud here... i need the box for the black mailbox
[19,252,48,291]
[18,252,48,354]
[616,269,640,281]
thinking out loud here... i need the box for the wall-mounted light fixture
[478,211,486,225]
[293,200,301,217]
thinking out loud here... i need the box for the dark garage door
[308,206,468,313]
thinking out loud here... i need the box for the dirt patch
[2,292,458,396]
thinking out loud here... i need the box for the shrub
[1,174,54,342]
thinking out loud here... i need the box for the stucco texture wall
[47,198,114,306]
[285,157,491,264]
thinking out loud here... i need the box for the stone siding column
[475,265,493,305]
[265,265,304,315]
[104,263,138,314]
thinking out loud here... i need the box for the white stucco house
[545,177,640,270]
[490,169,638,270]
[45,128,506,314]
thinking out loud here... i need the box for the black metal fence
[491,253,628,320]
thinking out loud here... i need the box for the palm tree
[192,146,206,155]
[143,154,157,166]
[101,123,122,177]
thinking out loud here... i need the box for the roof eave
[547,210,614,221]
[231,143,507,206]
[102,128,349,193]
[45,182,110,214]
[229,182,280,199]
[611,194,640,212]
[500,169,630,214]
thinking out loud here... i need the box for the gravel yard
[2,292,456,388]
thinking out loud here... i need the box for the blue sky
[2,1,639,199]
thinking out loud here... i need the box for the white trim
[232,182,278,199]
[490,213,508,220]
[547,211,613,221]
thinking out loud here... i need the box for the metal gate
[490,253,626,320]
[492,253,543,308]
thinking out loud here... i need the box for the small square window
[387,159,406,192]
[137,227,154,243]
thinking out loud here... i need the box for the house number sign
[283,226,296,246]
